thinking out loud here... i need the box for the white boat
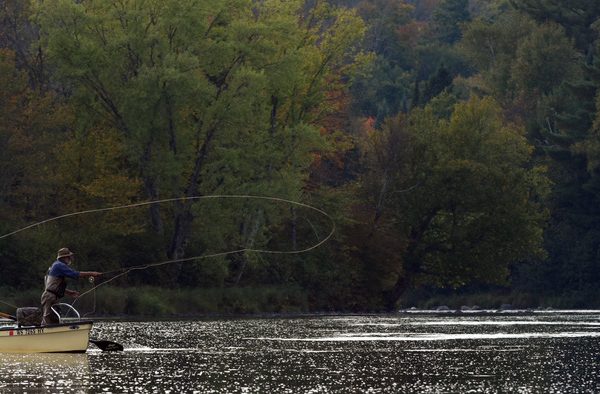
[0,321,93,353]
[0,303,92,353]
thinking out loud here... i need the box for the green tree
[461,14,580,136]
[509,0,600,53]
[351,0,468,120]
[357,0,413,60]
[460,12,536,104]
[36,0,365,286]
[498,3,600,303]
[511,23,581,96]
[431,0,470,44]
[359,97,549,309]
[0,0,49,89]
[350,55,412,120]
[420,64,453,104]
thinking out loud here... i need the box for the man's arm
[53,262,102,279]
[79,271,102,278]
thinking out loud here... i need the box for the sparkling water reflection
[1,313,600,392]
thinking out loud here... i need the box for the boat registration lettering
[16,328,45,336]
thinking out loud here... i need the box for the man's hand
[66,289,80,298]
[80,271,102,278]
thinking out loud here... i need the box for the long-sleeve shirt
[44,260,80,298]
[47,260,80,279]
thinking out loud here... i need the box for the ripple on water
[248,330,600,342]
[1,314,600,392]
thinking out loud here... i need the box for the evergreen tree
[422,64,453,103]
[431,0,471,44]
[509,0,600,52]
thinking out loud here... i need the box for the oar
[0,312,16,320]
[89,338,124,352]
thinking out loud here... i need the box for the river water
[1,312,600,393]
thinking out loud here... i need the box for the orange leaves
[396,21,428,49]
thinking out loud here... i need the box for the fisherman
[40,247,101,325]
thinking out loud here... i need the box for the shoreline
[85,308,600,322]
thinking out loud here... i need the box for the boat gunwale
[0,320,94,332]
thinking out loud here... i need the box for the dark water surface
[2,312,600,393]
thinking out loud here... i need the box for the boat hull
[0,321,93,353]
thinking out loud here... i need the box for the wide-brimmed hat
[57,247,75,259]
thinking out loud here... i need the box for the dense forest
[1,0,600,315]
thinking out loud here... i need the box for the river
[1,311,600,393]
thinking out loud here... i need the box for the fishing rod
[0,194,336,306]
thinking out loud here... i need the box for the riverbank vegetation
[1,0,600,314]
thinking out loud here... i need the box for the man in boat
[40,247,102,325]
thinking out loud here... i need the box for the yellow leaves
[81,174,145,235]
[56,125,141,206]
[396,20,428,49]
[82,175,142,204]
[53,126,144,235]
[444,97,532,165]
[0,49,75,221]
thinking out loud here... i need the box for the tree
[495,3,600,303]
[0,0,49,90]
[461,13,581,134]
[356,0,413,60]
[511,23,581,96]
[351,0,468,120]
[431,0,470,45]
[509,0,600,53]
[36,0,366,285]
[359,97,549,309]
[350,55,413,121]
[421,64,453,104]
[0,48,75,287]
[460,12,537,104]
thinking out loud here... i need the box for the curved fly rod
[0,195,336,306]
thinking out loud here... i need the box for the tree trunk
[385,273,411,311]
[168,204,193,260]
[140,140,164,235]
[167,127,216,260]
[167,57,240,263]
[143,177,163,235]
[383,209,439,310]
[291,206,297,250]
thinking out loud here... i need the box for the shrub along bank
[0,286,311,318]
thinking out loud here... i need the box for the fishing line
[0,195,336,309]
[0,195,334,240]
